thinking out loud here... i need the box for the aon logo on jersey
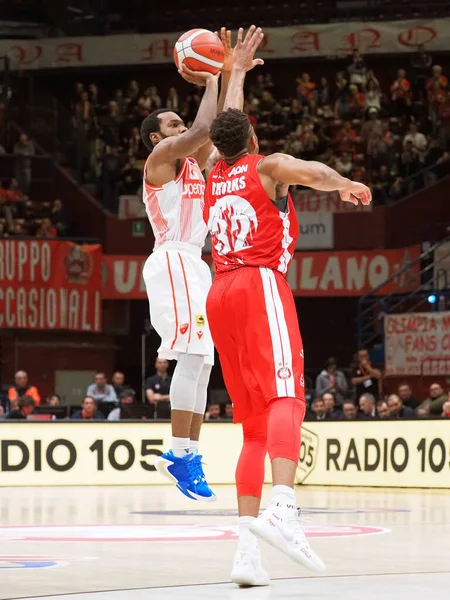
[208,195,258,255]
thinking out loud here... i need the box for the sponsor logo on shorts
[197,331,204,339]
[196,314,205,327]
[300,374,305,387]
[180,323,189,335]
[277,367,292,380]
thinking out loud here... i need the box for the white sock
[172,437,190,458]
[272,485,296,508]
[190,440,199,455]
[238,516,258,551]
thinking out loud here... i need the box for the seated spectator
[8,370,41,407]
[376,400,390,419]
[390,69,411,116]
[13,133,34,194]
[400,141,421,178]
[87,372,118,404]
[47,394,61,406]
[205,403,221,421]
[224,402,233,421]
[145,358,171,406]
[50,199,70,236]
[317,77,330,106]
[347,84,365,118]
[297,73,316,107]
[427,65,448,95]
[403,123,427,161]
[442,392,450,418]
[342,400,358,420]
[108,388,136,421]
[315,357,348,406]
[348,49,367,87]
[111,371,126,398]
[398,382,419,409]
[7,396,36,420]
[166,87,180,112]
[359,393,377,419]
[36,217,57,238]
[351,349,381,401]
[322,392,342,420]
[387,394,415,418]
[335,152,353,177]
[417,383,447,417]
[72,396,105,420]
[311,397,328,421]
[365,80,382,113]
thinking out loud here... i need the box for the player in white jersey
[140,55,221,501]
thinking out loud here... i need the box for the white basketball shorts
[143,241,214,365]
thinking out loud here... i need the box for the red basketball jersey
[204,154,298,275]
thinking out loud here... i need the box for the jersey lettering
[211,177,247,197]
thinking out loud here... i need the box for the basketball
[174,29,225,75]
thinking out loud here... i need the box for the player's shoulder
[257,152,295,175]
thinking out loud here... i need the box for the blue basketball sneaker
[154,450,216,502]
[187,454,216,502]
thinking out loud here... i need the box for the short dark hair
[210,108,251,157]
[18,396,35,409]
[140,108,172,151]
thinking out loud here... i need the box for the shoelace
[288,509,312,542]
[186,455,205,486]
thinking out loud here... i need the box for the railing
[357,236,450,349]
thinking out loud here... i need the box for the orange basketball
[174,29,224,75]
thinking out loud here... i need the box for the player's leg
[144,250,212,500]
[190,362,212,453]
[231,411,270,587]
[246,269,325,572]
[207,275,269,586]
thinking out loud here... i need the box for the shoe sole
[231,569,270,587]
[250,520,326,573]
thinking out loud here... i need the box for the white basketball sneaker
[231,545,270,587]
[249,503,326,573]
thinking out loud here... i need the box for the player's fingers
[237,27,244,46]
[226,29,232,48]
[244,25,256,44]
[253,59,264,67]
[250,28,263,50]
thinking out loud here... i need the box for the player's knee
[173,353,204,383]
[198,363,212,387]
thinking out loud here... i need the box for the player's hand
[178,64,219,87]
[339,181,372,206]
[232,25,264,72]
[215,27,233,73]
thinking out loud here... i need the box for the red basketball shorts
[206,266,305,423]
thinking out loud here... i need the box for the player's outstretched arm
[223,25,264,111]
[150,69,219,167]
[258,153,372,206]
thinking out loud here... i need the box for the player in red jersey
[204,40,372,586]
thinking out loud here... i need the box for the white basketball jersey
[143,156,208,249]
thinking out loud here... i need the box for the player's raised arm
[223,25,264,111]
[258,153,372,206]
[149,69,219,166]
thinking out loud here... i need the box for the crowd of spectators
[306,354,450,421]
[64,47,450,211]
[0,131,71,238]
[1,352,449,421]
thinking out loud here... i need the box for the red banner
[0,240,102,331]
[2,20,447,71]
[102,246,420,299]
